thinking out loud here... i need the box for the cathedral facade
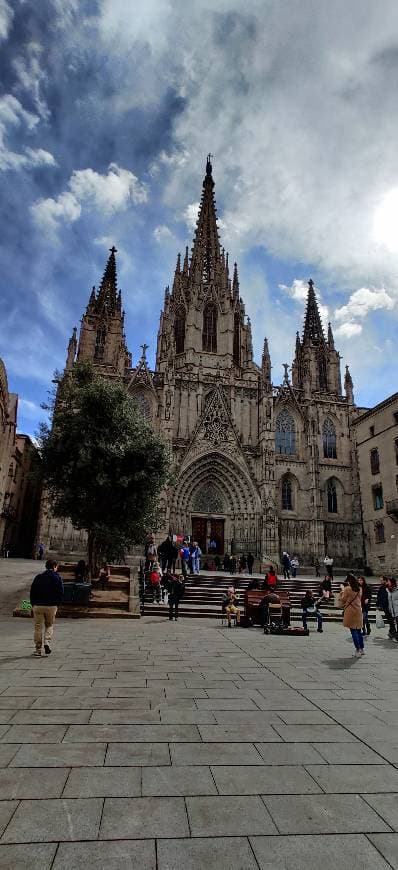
[39,157,365,567]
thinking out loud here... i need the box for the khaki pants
[33,606,57,650]
[226,604,240,624]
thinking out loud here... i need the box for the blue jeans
[350,628,364,650]
[302,608,322,630]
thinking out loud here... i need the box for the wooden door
[192,517,207,554]
[210,519,224,555]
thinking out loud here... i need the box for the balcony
[386,499,398,522]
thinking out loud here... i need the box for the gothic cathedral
[40,157,364,567]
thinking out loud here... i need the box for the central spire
[95,246,118,315]
[189,155,222,285]
[302,278,325,345]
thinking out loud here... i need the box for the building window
[370,448,380,475]
[133,392,152,421]
[375,521,385,543]
[174,307,185,355]
[282,478,293,510]
[396,474,398,494]
[369,425,375,436]
[323,418,337,459]
[202,304,217,353]
[395,438,398,465]
[327,480,338,513]
[233,312,240,365]
[94,326,106,361]
[373,485,384,511]
[275,410,296,455]
[394,411,398,424]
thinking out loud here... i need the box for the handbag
[375,610,385,629]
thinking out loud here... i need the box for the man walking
[30,559,64,656]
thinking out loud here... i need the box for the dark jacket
[301,592,319,610]
[376,584,389,611]
[361,585,372,610]
[30,569,64,607]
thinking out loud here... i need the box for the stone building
[40,157,365,567]
[353,393,398,576]
[0,359,41,556]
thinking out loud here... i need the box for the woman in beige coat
[341,575,364,657]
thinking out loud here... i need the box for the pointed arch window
[282,478,293,511]
[327,480,338,513]
[323,418,337,459]
[174,307,185,355]
[233,313,240,365]
[94,326,106,361]
[275,410,296,455]
[202,304,217,353]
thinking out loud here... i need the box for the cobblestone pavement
[0,565,398,867]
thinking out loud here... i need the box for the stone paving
[0,604,398,868]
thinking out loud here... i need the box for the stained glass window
[174,307,185,354]
[276,410,296,455]
[282,478,293,510]
[323,418,337,459]
[327,480,337,513]
[203,304,217,353]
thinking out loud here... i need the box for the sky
[1,0,398,438]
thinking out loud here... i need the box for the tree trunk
[87,530,100,579]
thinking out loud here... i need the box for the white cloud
[31,192,81,234]
[153,224,173,242]
[69,163,147,212]
[0,0,13,41]
[334,321,363,338]
[13,42,50,121]
[183,202,199,231]
[31,163,147,236]
[18,398,41,418]
[334,286,396,321]
[0,94,55,171]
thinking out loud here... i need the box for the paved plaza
[0,563,397,867]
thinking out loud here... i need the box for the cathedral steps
[142,572,380,623]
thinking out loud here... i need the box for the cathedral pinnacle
[96,246,118,315]
[189,154,221,285]
[302,278,325,345]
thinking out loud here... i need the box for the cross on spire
[140,343,149,360]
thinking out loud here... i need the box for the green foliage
[38,362,170,569]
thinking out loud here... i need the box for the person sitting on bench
[301,590,323,632]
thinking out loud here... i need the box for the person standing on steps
[358,576,372,637]
[247,552,254,575]
[376,576,391,633]
[290,555,299,578]
[314,557,320,578]
[282,552,291,579]
[387,577,398,641]
[30,559,64,656]
[179,541,190,580]
[168,574,185,621]
[324,554,334,578]
[340,574,364,657]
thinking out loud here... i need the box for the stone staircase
[142,571,380,624]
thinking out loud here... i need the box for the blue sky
[1,0,398,438]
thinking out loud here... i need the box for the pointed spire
[262,336,271,386]
[302,278,325,345]
[175,252,181,275]
[66,326,77,370]
[189,155,222,285]
[327,321,335,350]
[183,246,189,274]
[344,364,354,404]
[295,330,301,354]
[96,246,118,315]
[232,262,239,297]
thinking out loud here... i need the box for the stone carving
[192,484,225,514]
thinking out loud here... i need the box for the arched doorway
[170,451,261,557]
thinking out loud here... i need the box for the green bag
[20,600,32,612]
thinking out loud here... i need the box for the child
[149,561,162,604]
[223,586,240,627]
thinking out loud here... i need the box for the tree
[38,362,170,576]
